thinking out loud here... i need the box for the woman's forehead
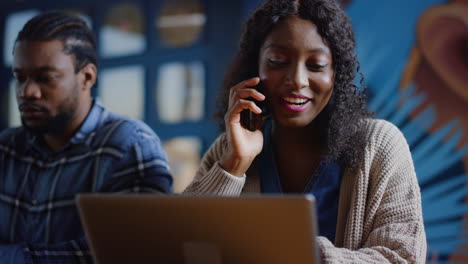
[261,16,331,54]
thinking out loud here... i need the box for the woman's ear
[79,63,97,92]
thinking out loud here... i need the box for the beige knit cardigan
[184,119,427,263]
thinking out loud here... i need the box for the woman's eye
[268,58,287,66]
[307,63,327,71]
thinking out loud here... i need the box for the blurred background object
[156,61,205,123]
[100,2,145,57]
[156,0,206,47]
[163,137,201,193]
[0,0,466,262]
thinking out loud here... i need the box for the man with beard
[0,12,173,263]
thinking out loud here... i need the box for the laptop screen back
[77,194,320,264]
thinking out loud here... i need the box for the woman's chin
[273,115,316,128]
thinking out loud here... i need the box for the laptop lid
[77,194,320,264]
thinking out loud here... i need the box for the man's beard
[22,108,75,135]
[21,94,79,136]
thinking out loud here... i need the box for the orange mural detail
[401,1,468,262]
[401,1,468,172]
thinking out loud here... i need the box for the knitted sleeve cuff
[187,161,246,196]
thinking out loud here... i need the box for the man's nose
[17,79,41,99]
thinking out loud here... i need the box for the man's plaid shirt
[0,101,173,263]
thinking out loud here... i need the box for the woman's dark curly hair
[215,0,372,167]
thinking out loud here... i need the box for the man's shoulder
[91,113,159,149]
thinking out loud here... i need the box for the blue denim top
[258,119,342,242]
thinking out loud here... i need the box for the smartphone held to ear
[240,82,268,132]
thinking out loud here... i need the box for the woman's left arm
[319,120,427,263]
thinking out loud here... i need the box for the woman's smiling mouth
[280,95,312,112]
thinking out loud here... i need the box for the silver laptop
[77,194,320,264]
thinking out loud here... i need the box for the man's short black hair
[15,11,97,72]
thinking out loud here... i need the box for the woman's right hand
[219,77,266,177]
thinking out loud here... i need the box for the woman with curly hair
[184,0,426,262]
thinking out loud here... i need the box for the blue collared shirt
[0,101,173,263]
[258,119,342,242]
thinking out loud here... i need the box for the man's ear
[79,63,97,92]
